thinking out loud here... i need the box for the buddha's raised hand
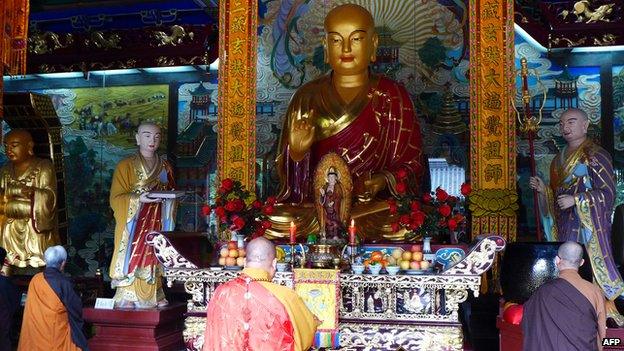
[288,108,316,162]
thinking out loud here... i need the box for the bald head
[245,237,276,270]
[557,241,584,270]
[561,108,588,122]
[137,122,161,134]
[324,4,375,33]
[6,129,34,144]
[4,129,35,164]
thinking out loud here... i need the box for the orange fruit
[370,251,383,262]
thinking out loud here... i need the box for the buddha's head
[4,129,35,165]
[135,122,162,155]
[323,4,378,76]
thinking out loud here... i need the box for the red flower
[389,203,398,214]
[461,182,472,196]
[448,218,458,231]
[231,216,246,231]
[399,215,410,225]
[435,187,449,202]
[453,213,465,223]
[412,211,425,227]
[201,204,211,216]
[221,178,235,192]
[422,193,432,204]
[266,196,277,205]
[214,206,226,219]
[262,205,275,216]
[225,200,238,212]
[252,200,262,209]
[396,168,408,180]
[396,182,407,194]
[438,219,448,228]
[261,220,272,230]
[391,222,400,232]
[438,204,452,217]
[448,196,458,203]
[234,199,245,212]
[410,201,421,212]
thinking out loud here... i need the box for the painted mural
[176,81,218,234]
[612,65,624,206]
[256,0,470,196]
[514,34,602,231]
[37,84,169,276]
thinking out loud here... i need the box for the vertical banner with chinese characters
[218,0,258,191]
[1,0,30,129]
[469,0,518,242]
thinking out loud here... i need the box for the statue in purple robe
[530,108,624,322]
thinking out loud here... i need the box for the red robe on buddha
[276,73,424,203]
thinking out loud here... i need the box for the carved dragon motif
[153,25,194,46]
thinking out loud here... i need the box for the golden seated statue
[266,4,424,242]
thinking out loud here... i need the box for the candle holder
[349,242,357,265]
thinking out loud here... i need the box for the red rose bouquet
[202,178,276,239]
[389,168,471,242]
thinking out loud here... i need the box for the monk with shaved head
[204,237,318,351]
[522,241,606,351]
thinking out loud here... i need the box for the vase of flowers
[388,168,471,243]
[202,178,276,241]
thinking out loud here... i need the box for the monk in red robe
[203,237,318,351]
[18,246,88,351]
[268,4,424,242]
[522,241,606,351]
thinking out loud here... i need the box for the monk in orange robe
[203,237,318,351]
[18,246,88,351]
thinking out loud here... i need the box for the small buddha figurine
[267,4,424,242]
[0,129,60,268]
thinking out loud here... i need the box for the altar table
[147,233,505,351]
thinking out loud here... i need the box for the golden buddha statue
[267,4,424,242]
[0,129,60,268]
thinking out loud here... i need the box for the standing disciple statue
[268,4,424,242]
[530,108,624,323]
[0,129,59,268]
[109,122,176,309]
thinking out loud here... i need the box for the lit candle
[289,221,296,244]
[349,219,356,245]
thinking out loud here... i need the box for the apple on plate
[412,252,423,262]
[218,257,226,266]
[236,257,245,266]
[227,241,238,250]
[420,260,430,270]
[391,248,403,260]
[219,248,229,258]
[410,261,421,270]
[225,257,236,266]
[238,248,246,257]
[400,260,411,270]
[401,251,412,261]
[229,249,239,258]
[411,244,422,253]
